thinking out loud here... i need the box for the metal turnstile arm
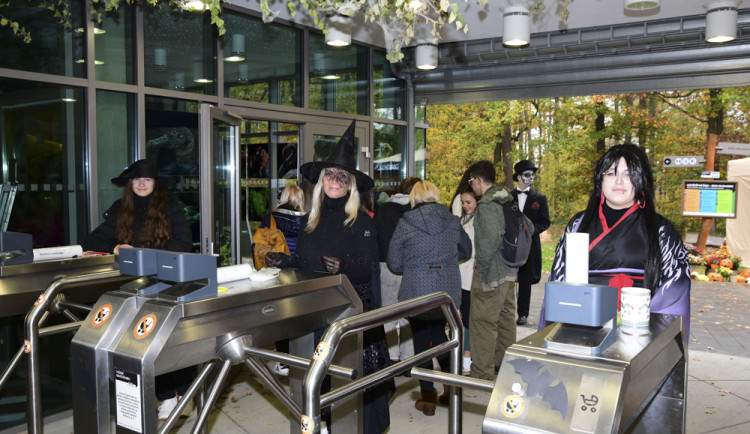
[303,292,464,434]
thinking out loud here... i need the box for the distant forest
[425,88,750,235]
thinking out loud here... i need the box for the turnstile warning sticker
[313,342,329,360]
[23,339,31,354]
[570,374,605,433]
[501,395,525,418]
[133,314,157,339]
[115,368,143,433]
[91,304,113,327]
[300,414,314,433]
[34,293,45,306]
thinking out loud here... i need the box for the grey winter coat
[387,202,472,316]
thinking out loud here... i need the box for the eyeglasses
[324,169,351,185]
[468,177,478,185]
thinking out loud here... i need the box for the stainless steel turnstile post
[483,313,687,433]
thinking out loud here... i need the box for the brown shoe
[438,384,450,405]
[415,391,438,416]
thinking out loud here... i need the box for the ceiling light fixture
[237,64,249,82]
[415,43,438,70]
[706,0,738,43]
[224,34,246,62]
[623,0,660,10]
[193,60,213,83]
[325,14,352,47]
[502,6,530,47]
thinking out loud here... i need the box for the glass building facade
[0,1,423,250]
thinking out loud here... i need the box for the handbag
[253,214,290,269]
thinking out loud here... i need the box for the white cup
[620,287,651,335]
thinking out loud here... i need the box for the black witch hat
[300,120,374,191]
[110,159,176,186]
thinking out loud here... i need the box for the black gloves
[265,252,292,268]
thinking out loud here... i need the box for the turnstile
[483,313,687,433]
[71,267,364,434]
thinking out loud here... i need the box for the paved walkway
[13,275,750,433]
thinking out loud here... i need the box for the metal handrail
[24,269,122,434]
[302,291,465,434]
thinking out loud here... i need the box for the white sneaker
[158,396,178,421]
[157,396,193,421]
[274,363,290,376]
[463,357,472,376]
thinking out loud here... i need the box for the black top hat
[299,120,374,192]
[513,159,538,180]
[110,159,175,186]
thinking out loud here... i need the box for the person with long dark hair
[82,159,191,254]
[539,144,691,335]
[81,159,193,420]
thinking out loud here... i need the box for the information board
[681,180,737,218]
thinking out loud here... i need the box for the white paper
[217,264,253,283]
[32,245,83,261]
[114,368,142,433]
[565,232,589,284]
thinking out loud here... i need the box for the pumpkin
[739,268,750,278]
[720,258,734,269]
[707,272,724,282]
[737,275,747,283]
[710,263,719,270]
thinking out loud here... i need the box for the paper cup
[620,287,651,335]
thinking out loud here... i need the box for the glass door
[199,104,241,265]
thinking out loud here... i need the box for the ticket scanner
[483,281,687,433]
[71,249,363,433]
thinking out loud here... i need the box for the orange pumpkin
[707,272,724,282]
[710,263,719,270]
[739,268,750,278]
[720,258,734,269]
[737,275,747,283]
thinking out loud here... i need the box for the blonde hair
[278,185,304,211]
[305,169,360,232]
[410,181,441,208]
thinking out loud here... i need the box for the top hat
[513,159,538,181]
[110,159,175,186]
[299,120,374,191]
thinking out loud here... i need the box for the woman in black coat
[81,159,193,421]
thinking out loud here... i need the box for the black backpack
[496,199,533,267]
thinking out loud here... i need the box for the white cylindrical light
[503,6,530,47]
[624,0,660,10]
[415,43,438,70]
[706,0,738,43]
[326,14,352,47]
[154,48,167,70]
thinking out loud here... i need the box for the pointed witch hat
[300,120,374,191]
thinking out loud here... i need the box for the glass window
[144,5,216,95]
[0,1,86,77]
[373,50,405,120]
[144,96,201,251]
[415,128,426,180]
[223,11,302,107]
[95,90,136,218]
[0,78,87,247]
[308,34,369,115]
[94,3,136,84]
[373,123,405,195]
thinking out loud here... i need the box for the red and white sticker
[34,293,45,306]
[300,415,314,434]
[91,304,113,328]
[23,339,32,354]
[313,342,329,360]
[133,314,157,339]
